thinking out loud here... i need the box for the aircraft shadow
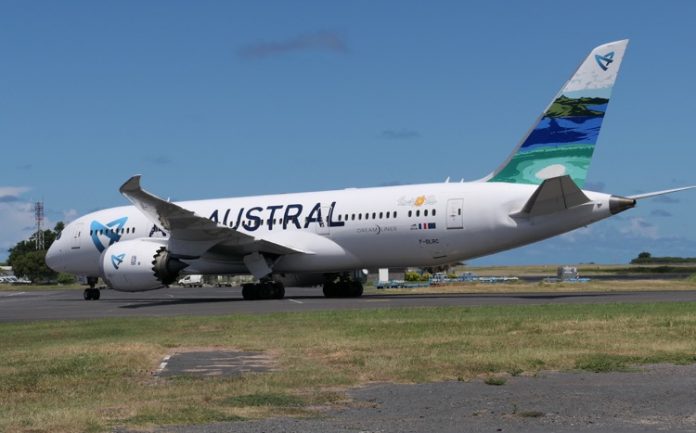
[109,291,634,310]
[116,297,243,309]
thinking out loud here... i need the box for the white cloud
[618,217,659,240]
[471,215,696,265]
[63,209,79,222]
[559,226,594,243]
[0,187,31,204]
[0,186,31,197]
[0,186,73,261]
[0,201,36,258]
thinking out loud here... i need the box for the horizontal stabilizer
[513,175,591,217]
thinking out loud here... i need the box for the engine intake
[100,239,187,292]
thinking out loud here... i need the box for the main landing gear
[241,279,285,300]
[322,273,364,298]
[83,276,101,301]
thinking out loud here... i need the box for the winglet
[119,175,143,195]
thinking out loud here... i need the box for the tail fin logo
[595,52,615,71]
[111,253,126,270]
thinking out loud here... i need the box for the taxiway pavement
[2,286,696,322]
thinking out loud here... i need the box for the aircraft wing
[119,175,307,258]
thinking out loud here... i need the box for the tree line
[630,251,696,265]
[5,222,75,283]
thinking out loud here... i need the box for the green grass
[575,354,635,372]
[483,376,506,386]
[222,392,304,407]
[2,302,696,432]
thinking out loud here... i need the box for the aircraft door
[446,199,464,229]
[71,222,84,249]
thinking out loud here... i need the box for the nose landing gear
[83,276,101,301]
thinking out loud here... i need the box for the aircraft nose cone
[45,243,60,272]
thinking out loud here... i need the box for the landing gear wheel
[322,282,338,298]
[242,284,256,300]
[83,288,100,300]
[242,281,285,300]
[350,281,364,297]
[322,277,363,298]
[84,277,100,301]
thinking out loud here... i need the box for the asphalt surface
[2,286,696,322]
[157,350,276,378]
[119,363,696,433]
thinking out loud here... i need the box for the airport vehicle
[45,40,695,301]
[13,277,32,285]
[177,274,203,288]
[0,276,31,285]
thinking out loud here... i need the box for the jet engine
[100,239,187,292]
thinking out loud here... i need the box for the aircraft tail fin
[485,40,629,188]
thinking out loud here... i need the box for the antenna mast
[34,201,45,250]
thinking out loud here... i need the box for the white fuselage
[47,181,614,284]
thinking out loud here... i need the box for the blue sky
[2,1,695,264]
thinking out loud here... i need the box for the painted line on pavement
[156,355,171,375]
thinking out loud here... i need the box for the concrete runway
[2,286,696,322]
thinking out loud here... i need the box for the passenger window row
[90,227,135,236]
[337,210,398,222]
[407,208,436,218]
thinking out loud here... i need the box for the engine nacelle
[100,239,187,292]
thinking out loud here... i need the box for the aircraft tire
[323,282,338,298]
[350,282,364,297]
[273,282,285,299]
[241,284,256,300]
[83,288,100,301]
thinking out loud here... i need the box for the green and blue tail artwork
[487,40,629,188]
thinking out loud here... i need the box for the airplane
[46,39,695,301]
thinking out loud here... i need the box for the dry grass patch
[368,278,696,295]
[2,303,696,432]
